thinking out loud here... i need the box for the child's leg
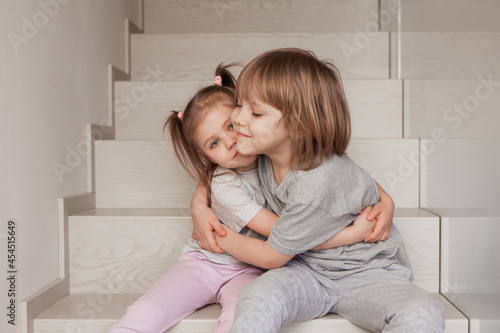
[108,253,220,333]
[215,267,263,333]
[331,264,445,333]
[229,260,334,333]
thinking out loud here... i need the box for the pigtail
[215,63,239,90]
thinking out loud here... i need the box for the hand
[191,205,226,253]
[364,193,394,242]
[352,206,375,240]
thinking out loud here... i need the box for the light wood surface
[94,139,419,208]
[131,33,390,81]
[33,293,466,332]
[420,139,500,208]
[404,79,500,139]
[68,208,438,294]
[114,79,403,140]
[145,0,379,33]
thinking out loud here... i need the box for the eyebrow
[202,117,231,148]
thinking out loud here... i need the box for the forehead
[195,106,232,143]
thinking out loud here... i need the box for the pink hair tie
[214,75,222,86]
[178,110,185,120]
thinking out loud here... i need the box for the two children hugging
[110,48,445,333]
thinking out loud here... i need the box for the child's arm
[312,206,374,250]
[364,182,394,242]
[190,183,226,254]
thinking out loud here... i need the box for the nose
[224,132,237,150]
[232,105,245,127]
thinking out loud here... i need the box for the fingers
[366,204,381,221]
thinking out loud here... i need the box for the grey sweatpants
[229,259,445,333]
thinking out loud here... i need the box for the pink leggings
[108,252,264,333]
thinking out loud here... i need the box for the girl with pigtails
[109,64,378,333]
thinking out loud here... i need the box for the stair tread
[35,293,466,332]
[72,207,435,219]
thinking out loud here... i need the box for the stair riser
[94,139,420,209]
[114,80,403,140]
[131,33,390,81]
[146,0,380,34]
[68,213,439,294]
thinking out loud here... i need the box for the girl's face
[232,99,292,158]
[196,104,258,172]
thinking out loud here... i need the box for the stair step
[94,139,419,209]
[398,32,500,79]
[115,79,403,140]
[380,0,500,32]
[69,208,438,294]
[404,79,500,139]
[131,32,390,81]
[431,207,500,295]
[420,139,500,208]
[145,0,380,33]
[33,293,467,333]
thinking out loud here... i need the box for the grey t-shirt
[182,166,266,265]
[259,154,412,280]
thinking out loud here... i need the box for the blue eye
[210,139,220,149]
[229,123,234,130]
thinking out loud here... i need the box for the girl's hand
[352,206,376,240]
[364,183,394,242]
[191,184,226,253]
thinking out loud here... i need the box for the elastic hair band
[214,75,222,86]
[178,110,185,120]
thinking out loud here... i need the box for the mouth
[236,131,249,138]
[234,151,241,158]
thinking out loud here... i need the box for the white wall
[0,1,140,332]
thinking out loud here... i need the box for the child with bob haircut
[192,48,445,332]
[109,64,380,333]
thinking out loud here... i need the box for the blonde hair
[164,64,238,195]
[236,48,351,170]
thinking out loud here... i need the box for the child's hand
[191,205,226,253]
[352,206,375,240]
[364,187,394,242]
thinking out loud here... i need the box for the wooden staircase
[23,0,500,332]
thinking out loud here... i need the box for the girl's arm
[215,226,293,269]
[312,206,374,250]
[190,183,226,253]
[364,182,394,242]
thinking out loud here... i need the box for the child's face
[196,105,258,172]
[232,99,292,157]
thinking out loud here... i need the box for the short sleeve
[211,172,264,233]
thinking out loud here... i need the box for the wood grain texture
[114,80,403,140]
[131,33,390,81]
[95,140,197,209]
[420,139,500,208]
[69,212,192,294]
[95,139,419,208]
[58,193,96,279]
[347,139,420,208]
[381,0,500,32]
[145,0,379,33]
[69,208,437,293]
[398,32,500,79]
[404,79,500,139]
[34,293,466,333]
